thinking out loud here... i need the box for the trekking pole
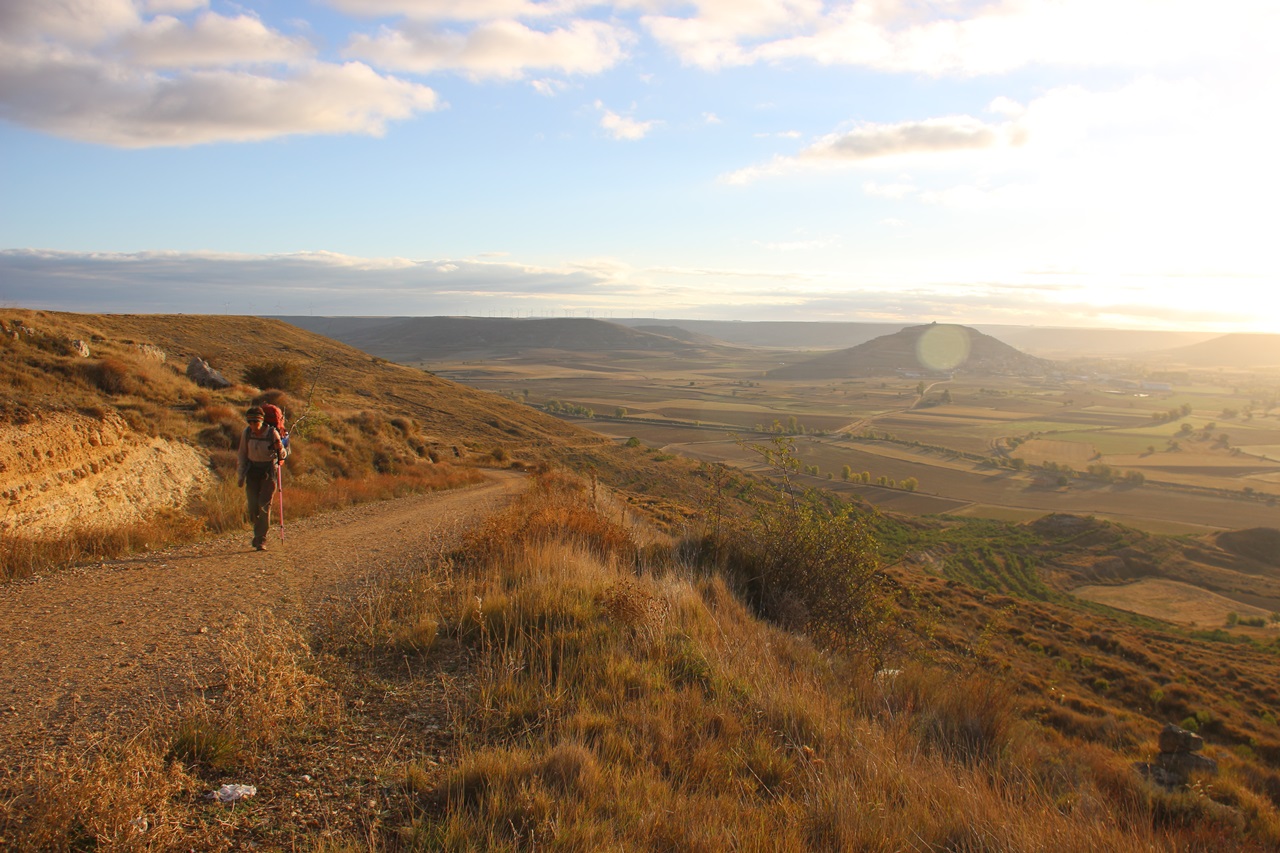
[275,463,286,543]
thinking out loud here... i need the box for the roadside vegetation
[7,469,1280,849]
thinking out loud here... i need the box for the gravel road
[0,472,525,769]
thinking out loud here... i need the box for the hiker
[237,405,288,551]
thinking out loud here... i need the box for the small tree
[718,437,898,659]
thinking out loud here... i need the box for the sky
[1,0,1278,332]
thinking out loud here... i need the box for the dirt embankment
[0,411,211,537]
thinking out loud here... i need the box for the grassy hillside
[0,309,596,450]
[0,308,611,578]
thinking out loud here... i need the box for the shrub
[85,357,136,395]
[242,359,305,392]
[706,437,897,660]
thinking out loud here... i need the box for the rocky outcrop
[1136,724,1218,788]
[0,411,211,537]
[186,356,231,389]
[132,343,167,363]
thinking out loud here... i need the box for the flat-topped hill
[1155,332,1280,368]
[276,316,744,363]
[768,322,1054,379]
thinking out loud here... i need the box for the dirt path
[0,472,525,768]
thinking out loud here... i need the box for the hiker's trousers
[245,464,277,547]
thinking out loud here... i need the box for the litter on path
[208,783,257,803]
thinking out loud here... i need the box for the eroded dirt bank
[0,411,211,536]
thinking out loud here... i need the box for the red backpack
[260,403,290,450]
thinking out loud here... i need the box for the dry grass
[0,510,205,582]
[372,471,1279,850]
[9,469,1280,850]
[1,611,338,850]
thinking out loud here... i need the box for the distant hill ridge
[1155,332,1280,368]
[277,316,740,363]
[768,323,1055,379]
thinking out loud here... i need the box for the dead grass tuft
[0,511,204,582]
[8,734,197,852]
[213,611,337,753]
[459,469,637,567]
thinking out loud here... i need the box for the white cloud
[0,0,140,44]
[322,0,594,22]
[120,12,313,68]
[0,1,439,146]
[1,249,1272,332]
[344,18,628,79]
[724,114,1017,183]
[0,249,624,314]
[0,53,439,147]
[642,0,823,69]
[143,0,207,13]
[530,77,570,95]
[644,0,1278,75]
[596,100,657,140]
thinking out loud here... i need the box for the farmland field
[1073,579,1278,628]
[433,349,1280,533]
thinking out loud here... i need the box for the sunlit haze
[2,1,1277,333]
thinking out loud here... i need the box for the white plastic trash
[209,783,257,803]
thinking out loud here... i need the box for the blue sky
[2,0,1277,331]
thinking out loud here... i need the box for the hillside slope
[0,309,603,547]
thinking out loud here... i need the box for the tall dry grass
[0,510,205,583]
[375,470,1267,851]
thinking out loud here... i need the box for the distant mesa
[631,324,727,347]
[277,316,740,363]
[767,323,1055,379]
[1153,333,1280,368]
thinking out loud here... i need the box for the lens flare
[916,325,971,371]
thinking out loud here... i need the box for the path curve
[0,472,525,766]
